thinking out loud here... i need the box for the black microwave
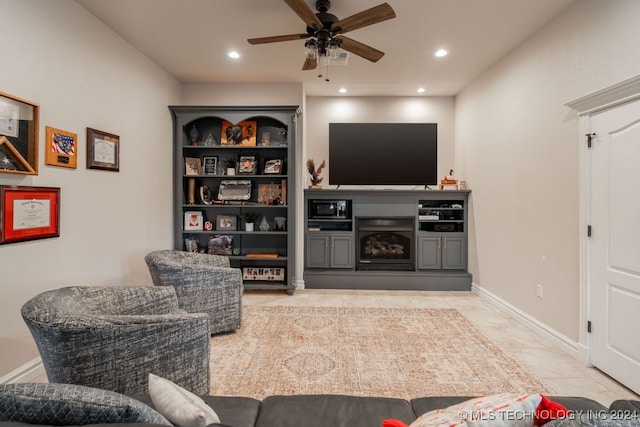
[309,199,350,219]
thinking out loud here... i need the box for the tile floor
[242,289,640,408]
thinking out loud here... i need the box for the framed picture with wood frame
[86,127,119,171]
[0,92,39,175]
[0,186,60,244]
[45,126,78,169]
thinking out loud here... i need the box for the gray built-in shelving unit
[170,106,298,295]
[304,188,472,291]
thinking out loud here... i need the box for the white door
[589,98,640,394]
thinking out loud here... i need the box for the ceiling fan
[247,0,396,72]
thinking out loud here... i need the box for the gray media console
[304,188,472,291]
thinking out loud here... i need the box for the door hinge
[587,320,592,333]
[586,132,596,148]
[587,225,592,237]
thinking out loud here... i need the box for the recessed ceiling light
[339,88,347,93]
[228,51,240,59]
[434,49,448,58]
[417,87,425,93]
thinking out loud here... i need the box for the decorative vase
[227,168,236,176]
[245,223,254,232]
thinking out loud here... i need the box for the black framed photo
[202,156,218,175]
[237,155,257,174]
[263,158,283,174]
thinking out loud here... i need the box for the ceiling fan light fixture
[305,39,318,59]
[328,39,340,60]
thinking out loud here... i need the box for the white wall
[305,96,456,189]
[456,0,640,341]
[0,0,180,378]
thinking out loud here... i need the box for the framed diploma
[0,186,60,244]
[87,127,119,171]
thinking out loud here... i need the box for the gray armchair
[21,286,210,395]
[144,250,243,334]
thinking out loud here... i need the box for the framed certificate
[0,186,60,244]
[87,127,119,171]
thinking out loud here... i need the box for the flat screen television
[329,123,438,186]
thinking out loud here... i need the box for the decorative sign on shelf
[242,267,285,281]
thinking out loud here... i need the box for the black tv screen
[329,123,438,186]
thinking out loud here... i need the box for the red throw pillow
[534,395,571,426]
[382,420,409,427]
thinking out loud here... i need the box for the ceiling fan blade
[332,3,396,33]
[339,36,384,62]
[302,57,317,70]
[283,0,323,29]
[247,33,309,45]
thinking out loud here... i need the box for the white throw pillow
[148,373,220,427]
[410,393,543,427]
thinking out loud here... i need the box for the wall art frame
[0,92,39,175]
[87,127,119,171]
[0,186,60,244]
[45,126,78,169]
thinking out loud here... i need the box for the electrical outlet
[536,284,543,298]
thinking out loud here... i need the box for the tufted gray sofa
[144,250,243,335]
[21,286,211,395]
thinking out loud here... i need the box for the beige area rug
[209,306,553,400]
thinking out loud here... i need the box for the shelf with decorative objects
[170,106,299,295]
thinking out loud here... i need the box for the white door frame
[566,74,640,365]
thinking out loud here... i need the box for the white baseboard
[0,358,45,384]
[472,283,579,359]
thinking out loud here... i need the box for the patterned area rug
[209,306,553,399]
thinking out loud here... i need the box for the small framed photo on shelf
[184,211,203,231]
[263,158,283,174]
[184,237,199,252]
[216,215,237,231]
[87,127,119,172]
[185,157,202,175]
[202,156,218,175]
[237,155,257,174]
